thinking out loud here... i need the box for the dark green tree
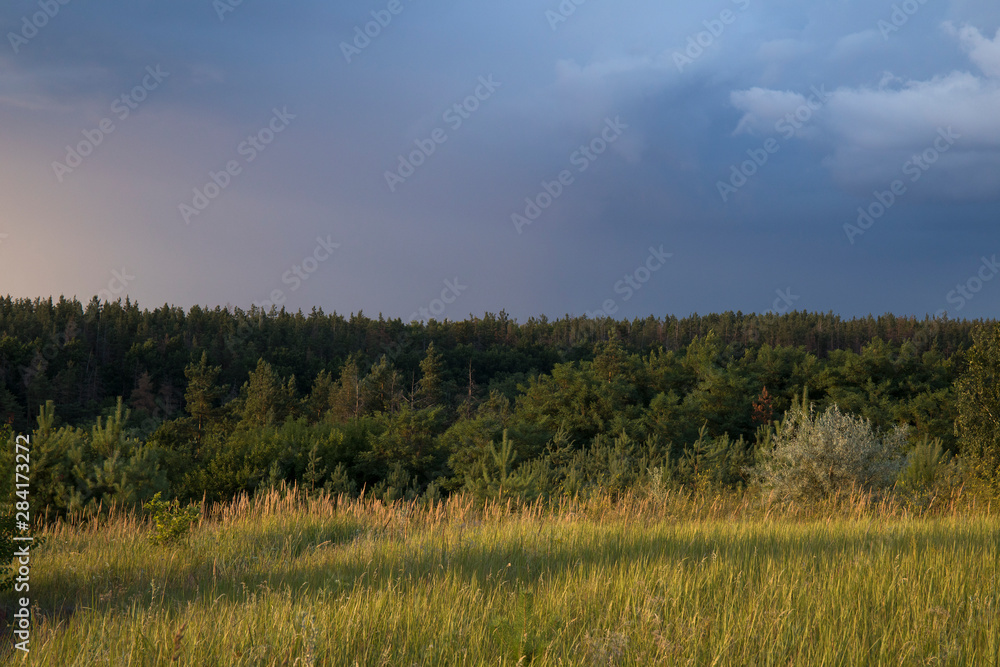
[330,354,364,422]
[306,369,336,422]
[241,358,294,428]
[130,370,158,416]
[183,352,223,435]
[955,324,1000,489]
[415,342,446,409]
[363,356,401,415]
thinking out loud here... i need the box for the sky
[1,0,999,323]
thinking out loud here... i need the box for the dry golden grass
[13,486,1000,665]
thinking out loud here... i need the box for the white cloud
[729,23,1000,199]
[825,71,1000,150]
[946,23,1000,77]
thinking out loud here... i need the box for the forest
[1,296,999,515]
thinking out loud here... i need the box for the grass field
[10,489,1000,666]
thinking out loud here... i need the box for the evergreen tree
[955,324,1000,489]
[241,358,294,428]
[183,352,223,434]
[330,354,364,422]
[415,342,445,409]
[306,369,335,422]
[362,355,401,415]
[0,388,22,426]
[592,334,629,383]
[130,371,158,415]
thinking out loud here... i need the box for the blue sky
[1,0,998,321]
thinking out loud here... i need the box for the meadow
[11,488,999,666]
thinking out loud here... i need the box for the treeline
[0,296,997,514]
[0,296,987,429]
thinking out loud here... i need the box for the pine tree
[130,371,158,415]
[330,354,364,422]
[0,388,22,426]
[363,355,401,415]
[306,370,335,422]
[592,334,628,383]
[241,358,291,428]
[92,397,129,458]
[415,342,445,408]
[183,352,223,435]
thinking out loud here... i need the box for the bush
[463,429,540,500]
[754,403,907,503]
[670,425,752,490]
[144,492,201,545]
[896,436,964,509]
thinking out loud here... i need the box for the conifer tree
[592,334,628,383]
[130,371,158,415]
[363,355,401,415]
[415,342,445,409]
[241,358,293,427]
[330,354,364,422]
[306,369,335,422]
[183,352,223,435]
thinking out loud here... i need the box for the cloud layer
[731,24,1000,199]
[0,1,998,320]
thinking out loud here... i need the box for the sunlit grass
[16,489,1000,665]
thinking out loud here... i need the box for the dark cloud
[0,0,998,320]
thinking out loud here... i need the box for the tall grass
[13,487,1000,665]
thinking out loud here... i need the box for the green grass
[12,489,1000,665]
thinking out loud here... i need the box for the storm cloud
[1,0,998,321]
